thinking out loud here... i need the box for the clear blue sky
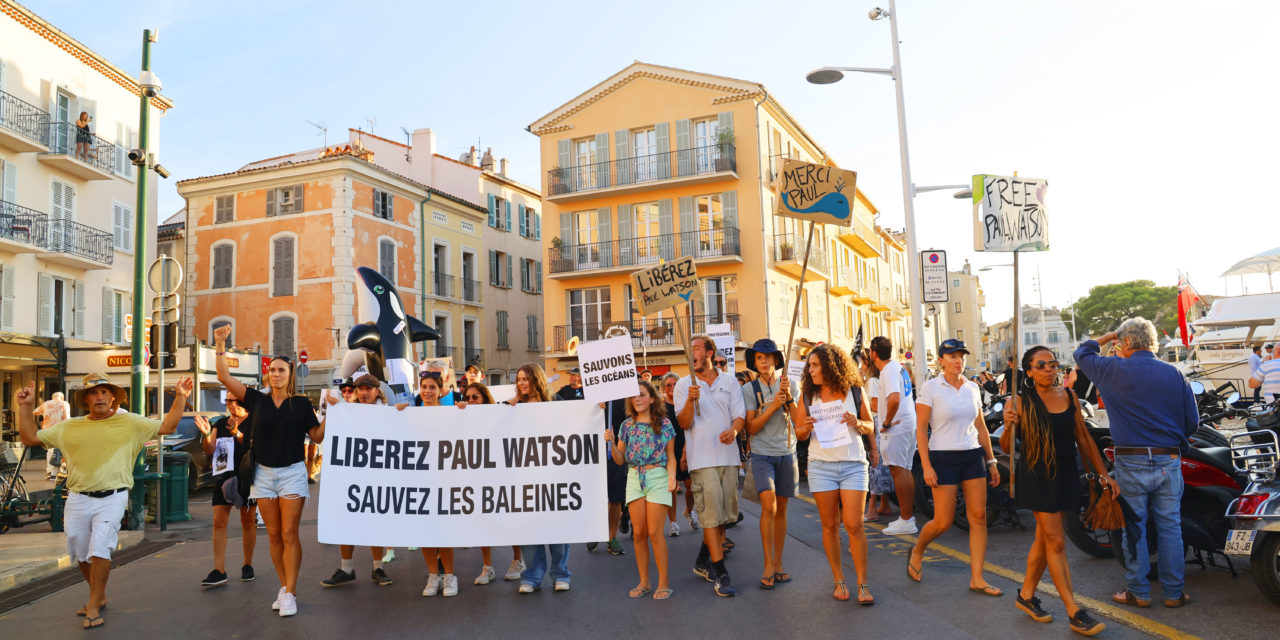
[27,0,1280,325]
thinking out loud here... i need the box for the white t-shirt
[673,371,746,471]
[876,360,916,436]
[866,377,881,430]
[916,375,982,451]
[806,388,868,464]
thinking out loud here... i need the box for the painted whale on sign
[782,190,851,220]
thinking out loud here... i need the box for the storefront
[0,334,64,439]
[65,344,262,416]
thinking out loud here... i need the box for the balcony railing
[431,272,453,298]
[552,313,741,353]
[547,227,740,274]
[0,200,49,248]
[548,144,736,196]
[48,218,113,264]
[45,121,126,177]
[461,278,482,303]
[770,232,829,273]
[0,90,49,146]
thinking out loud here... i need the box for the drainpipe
[419,192,433,362]
[753,90,770,338]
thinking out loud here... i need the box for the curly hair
[514,363,551,403]
[625,380,667,434]
[801,343,863,400]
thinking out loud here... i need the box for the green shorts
[625,467,673,506]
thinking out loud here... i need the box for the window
[496,311,509,350]
[111,201,132,252]
[694,195,724,256]
[632,128,657,181]
[266,185,304,216]
[209,319,234,349]
[518,205,540,239]
[693,119,720,172]
[520,258,542,294]
[212,243,234,289]
[573,210,600,268]
[157,241,174,258]
[956,329,964,342]
[488,196,510,231]
[101,289,125,344]
[1048,331,1061,344]
[0,263,14,331]
[489,250,512,288]
[527,315,539,352]
[373,189,394,220]
[1025,331,1039,344]
[215,195,234,223]
[633,202,661,263]
[432,314,450,357]
[432,243,450,296]
[704,277,726,323]
[573,138,597,189]
[463,318,478,365]
[953,279,960,288]
[270,314,296,357]
[954,301,962,314]
[271,235,295,297]
[568,287,611,342]
[378,238,395,282]
[38,275,82,337]
[49,180,75,253]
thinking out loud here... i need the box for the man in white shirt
[871,336,918,535]
[1249,345,1265,403]
[674,334,746,597]
[1250,343,1280,403]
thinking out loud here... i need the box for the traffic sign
[124,314,153,342]
[299,350,308,364]
[921,250,949,303]
[147,256,183,294]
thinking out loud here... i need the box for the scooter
[1225,425,1280,607]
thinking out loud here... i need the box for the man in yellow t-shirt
[16,372,191,631]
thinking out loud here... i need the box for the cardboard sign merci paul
[630,256,703,316]
[775,159,857,228]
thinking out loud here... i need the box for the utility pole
[129,29,156,413]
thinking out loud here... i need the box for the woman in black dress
[1002,346,1114,635]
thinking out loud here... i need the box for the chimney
[499,157,509,177]
[480,147,495,172]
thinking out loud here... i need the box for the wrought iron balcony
[0,200,49,251]
[0,90,49,152]
[40,121,127,181]
[461,278,482,304]
[547,227,740,275]
[548,144,736,200]
[770,232,829,281]
[46,218,113,268]
[552,313,741,353]
[430,272,453,298]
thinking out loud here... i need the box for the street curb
[0,530,145,594]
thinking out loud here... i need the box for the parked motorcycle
[1191,380,1246,448]
[1225,417,1280,607]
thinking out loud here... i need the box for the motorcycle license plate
[1224,529,1257,556]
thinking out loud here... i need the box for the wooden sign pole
[1008,248,1020,499]
[781,221,816,448]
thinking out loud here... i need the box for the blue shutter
[534,211,541,240]
[504,200,512,231]
[489,249,497,285]
[518,203,527,237]
[534,261,542,293]
[487,193,496,227]
[505,253,513,288]
[654,122,670,179]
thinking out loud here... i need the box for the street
[2,477,1276,639]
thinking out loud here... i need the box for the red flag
[1177,275,1202,348]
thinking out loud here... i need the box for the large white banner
[318,401,608,547]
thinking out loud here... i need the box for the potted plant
[714,127,736,172]
[550,165,570,194]
[779,240,795,261]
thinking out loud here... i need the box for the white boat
[1185,292,1280,396]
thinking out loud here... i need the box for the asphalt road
[2,478,1276,639]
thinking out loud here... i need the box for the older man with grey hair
[1074,317,1198,610]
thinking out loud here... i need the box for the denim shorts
[807,459,869,493]
[249,461,310,500]
[751,453,799,498]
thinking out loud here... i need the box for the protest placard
[630,256,703,316]
[775,159,857,227]
[576,335,641,403]
[788,359,807,381]
[971,174,1049,253]
[319,402,608,547]
[707,322,735,371]
[809,399,853,449]
[211,437,234,476]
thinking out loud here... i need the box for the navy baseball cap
[938,339,970,356]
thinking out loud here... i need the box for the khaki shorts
[690,466,739,529]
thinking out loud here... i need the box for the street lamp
[807,0,933,384]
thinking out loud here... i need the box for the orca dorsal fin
[406,315,440,343]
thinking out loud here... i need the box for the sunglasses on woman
[1033,359,1061,371]
[465,394,485,403]
[714,360,727,367]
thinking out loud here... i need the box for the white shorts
[880,431,918,470]
[64,491,128,563]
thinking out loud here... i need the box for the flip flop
[773,571,792,584]
[77,604,106,617]
[628,586,652,599]
[83,616,104,630]
[759,575,775,590]
[969,585,1004,597]
[653,588,674,600]
[906,557,923,583]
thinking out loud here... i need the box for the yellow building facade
[528,63,911,378]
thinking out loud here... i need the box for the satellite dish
[566,336,580,355]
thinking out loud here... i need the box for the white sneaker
[554,580,571,592]
[422,573,441,597]
[688,510,701,530]
[883,516,918,535]
[504,559,526,581]
[668,521,680,537]
[382,548,396,564]
[271,586,287,610]
[518,583,536,593]
[474,565,496,585]
[442,573,459,597]
[277,592,297,617]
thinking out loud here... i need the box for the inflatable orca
[345,266,439,405]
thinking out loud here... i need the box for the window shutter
[534,211,541,240]
[274,237,294,296]
[266,188,277,217]
[616,203,632,266]
[597,207,612,268]
[505,254,513,289]
[594,132,610,188]
[528,315,538,351]
[504,200,512,231]
[535,261,542,293]
[675,119,692,176]
[497,311,507,349]
[293,184,304,213]
[722,190,738,254]
[488,250,497,286]
[116,203,132,252]
[518,203,527,237]
[126,127,137,179]
[614,129,630,186]
[654,122,670,179]
[380,240,395,282]
[678,196,694,255]
[213,244,232,289]
[37,273,52,335]
[487,193,496,227]
[2,160,16,203]
[215,195,233,223]
[73,279,85,338]
[657,199,674,261]
[520,259,528,291]
[558,213,571,259]
[102,287,113,343]
[0,265,14,331]
[717,112,734,142]
[557,139,572,174]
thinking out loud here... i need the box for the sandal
[773,571,792,584]
[629,585,652,599]
[759,575,775,590]
[906,555,923,583]
[653,587,674,600]
[722,538,735,551]
[858,583,875,606]
[83,616,105,630]
[969,584,1004,597]
[833,580,850,601]
[77,604,107,617]
[1111,589,1151,608]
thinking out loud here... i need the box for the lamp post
[129,30,156,413]
[808,1,947,385]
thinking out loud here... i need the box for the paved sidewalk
[0,530,145,593]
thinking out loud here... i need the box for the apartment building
[984,305,1075,368]
[944,261,986,370]
[527,62,909,378]
[176,148,487,389]
[0,0,169,422]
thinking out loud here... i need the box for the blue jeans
[520,544,570,587]
[1114,453,1184,600]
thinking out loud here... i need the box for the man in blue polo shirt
[1074,317,1198,610]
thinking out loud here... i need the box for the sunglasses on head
[1033,359,1061,371]
[274,355,292,364]
[419,371,443,380]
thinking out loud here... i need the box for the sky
[23,0,1280,326]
